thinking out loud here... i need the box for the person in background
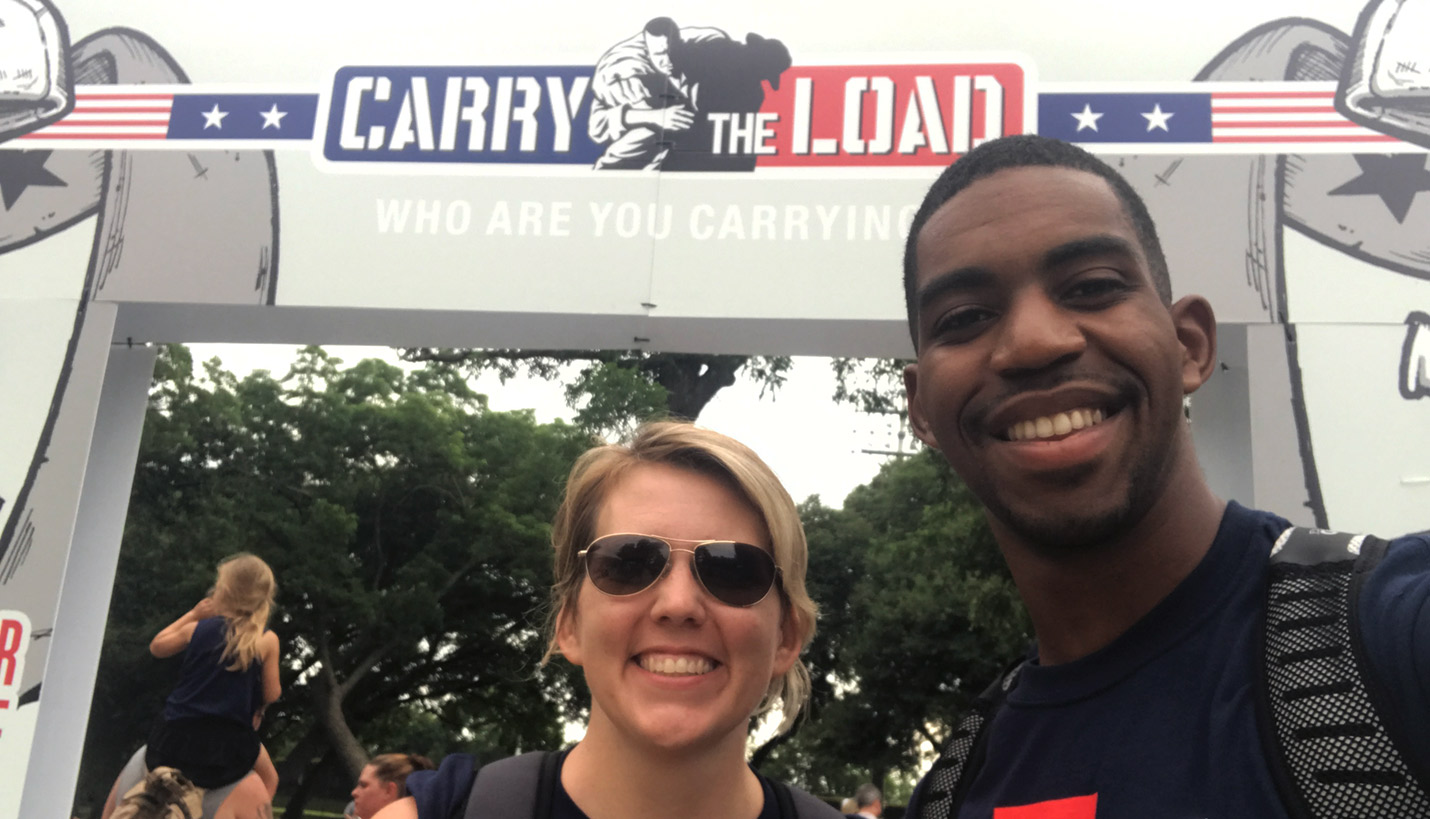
[100,554,281,819]
[851,784,881,818]
[350,754,436,819]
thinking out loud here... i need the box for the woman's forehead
[594,462,768,544]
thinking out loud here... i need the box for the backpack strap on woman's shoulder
[770,779,844,817]
[465,750,559,819]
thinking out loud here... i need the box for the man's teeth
[640,655,714,676]
[1007,408,1105,441]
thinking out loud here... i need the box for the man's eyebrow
[915,267,995,312]
[915,235,1138,312]
[1042,235,1138,269]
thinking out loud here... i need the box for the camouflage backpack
[112,766,205,819]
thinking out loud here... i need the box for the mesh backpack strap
[1259,527,1430,819]
[918,659,1023,819]
[465,751,551,819]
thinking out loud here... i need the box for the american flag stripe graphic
[1209,90,1397,143]
[6,82,1412,154]
[1038,83,1409,150]
[17,90,174,140]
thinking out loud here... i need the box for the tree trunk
[280,749,332,819]
[274,722,328,789]
[654,355,744,420]
[318,677,370,781]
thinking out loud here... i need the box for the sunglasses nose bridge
[647,547,712,618]
[664,547,702,588]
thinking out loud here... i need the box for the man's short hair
[902,134,1172,349]
[643,16,680,39]
[854,782,882,807]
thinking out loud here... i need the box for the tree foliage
[76,346,592,817]
[830,357,912,417]
[759,450,1032,800]
[398,348,790,438]
[76,346,1033,815]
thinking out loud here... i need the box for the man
[587,17,790,171]
[900,135,1430,817]
[851,783,881,818]
[587,17,723,169]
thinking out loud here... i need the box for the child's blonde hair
[211,553,276,671]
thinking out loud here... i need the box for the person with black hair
[900,134,1430,818]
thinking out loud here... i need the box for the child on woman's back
[145,553,281,796]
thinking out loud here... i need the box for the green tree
[76,346,592,818]
[398,349,791,437]
[757,450,1031,800]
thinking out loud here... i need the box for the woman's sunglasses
[578,533,781,607]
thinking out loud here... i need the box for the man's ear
[554,603,584,667]
[903,362,940,450]
[1171,295,1217,394]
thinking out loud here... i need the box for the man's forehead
[914,166,1137,278]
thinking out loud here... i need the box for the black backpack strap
[1258,527,1430,819]
[464,751,556,819]
[533,749,562,819]
[917,658,1024,819]
[770,779,843,817]
[772,779,795,817]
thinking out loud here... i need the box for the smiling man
[900,135,1430,819]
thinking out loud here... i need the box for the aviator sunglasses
[578,533,782,607]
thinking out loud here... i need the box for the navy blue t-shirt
[906,503,1430,818]
[408,750,787,818]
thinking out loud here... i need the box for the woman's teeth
[1007,408,1105,441]
[639,655,714,676]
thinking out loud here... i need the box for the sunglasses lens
[694,542,777,606]
[585,535,669,596]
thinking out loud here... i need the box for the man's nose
[988,290,1087,374]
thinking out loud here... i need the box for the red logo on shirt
[994,794,1098,819]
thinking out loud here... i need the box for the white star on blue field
[1040,93,1209,142]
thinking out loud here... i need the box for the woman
[379,421,838,818]
[350,753,436,818]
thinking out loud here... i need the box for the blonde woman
[379,421,839,819]
[144,553,281,796]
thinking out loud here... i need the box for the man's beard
[984,438,1172,556]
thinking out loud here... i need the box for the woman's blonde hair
[211,553,276,671]
[543,420,817,733]
[367,753,435,797]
